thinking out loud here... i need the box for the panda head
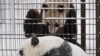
[42,0,72,33]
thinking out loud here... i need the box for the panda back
[68,42,88,56]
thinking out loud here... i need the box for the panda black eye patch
[19,50,23,56]
[42,4,48,11]
[42,4,48,8]
[58,5,64,12]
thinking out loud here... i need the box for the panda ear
[31,34,39,46]
[26,9,34,18]
[26,9,42,22]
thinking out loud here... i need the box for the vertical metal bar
[0,0,2,24]
[96,0,100,56]
[81,0,86,51]
[11,0,15,33]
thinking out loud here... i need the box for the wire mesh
[0,0,96,56]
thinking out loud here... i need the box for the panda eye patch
[42,4,48,8]
[19,50,23,56]
[58,5,64,8]
[42,4,48,12]
[58,5,64,12]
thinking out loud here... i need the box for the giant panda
[42,0,77,45]
[24,9,49,38]
[23,0,77,45]
[16,35,87,56]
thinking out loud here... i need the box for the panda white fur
[16,35,88,56]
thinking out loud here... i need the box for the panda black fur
[24,9,49,37]
[63,4,77,45]
[16,35,87,56]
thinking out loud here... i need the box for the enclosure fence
[0,0,99,56]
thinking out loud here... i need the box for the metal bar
[96,0,100,56]
[81,0,86,51]
[0,8,95,10]
[10,0,15,33]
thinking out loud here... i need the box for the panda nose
[54,23,59,27]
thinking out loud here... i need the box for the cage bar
[96,0,100,56]
[0,0,97,56]
[81,0,86,51]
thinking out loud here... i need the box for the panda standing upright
[23,0,77,45]
[16,35,87,56]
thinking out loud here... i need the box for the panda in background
[24,9,49,38]
[16,35,88,56]
[42,0,77,45]
[23,0,78,45]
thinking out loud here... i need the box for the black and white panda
[16,35,87,56]
[23,0,77,45]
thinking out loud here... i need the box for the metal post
[96,0,100,56]
[81,0,86,51]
